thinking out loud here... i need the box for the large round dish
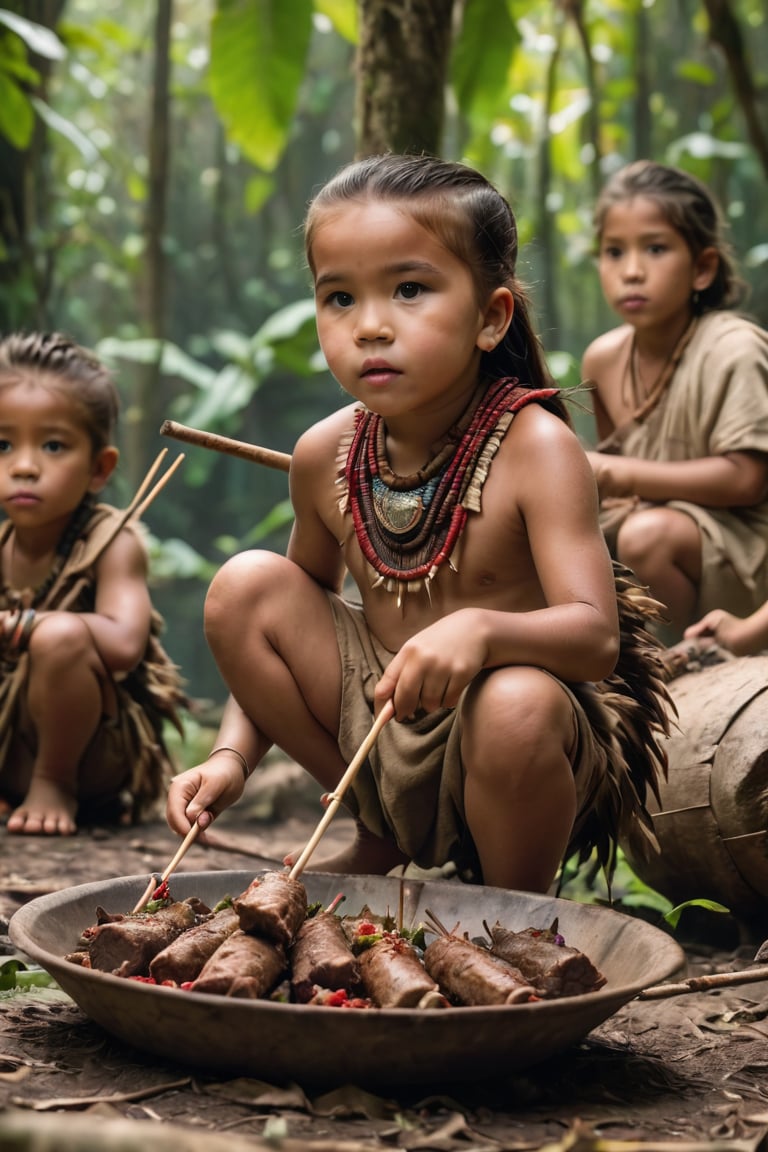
[9,867,685,1088]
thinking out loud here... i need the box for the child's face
[597,195,716,331]
[0,380,116,533]
[310,200,510,423]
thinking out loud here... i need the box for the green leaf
[315,0,357,42]
[0,70,33,148]
[31,95,100,163]
[451,0,518,124]
[209,0,314,171]
[663,899,731,930]
[0,10,66,59]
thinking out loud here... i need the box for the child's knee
[28,612,95,663]
[205,550,293,627]
[462,667,573,774]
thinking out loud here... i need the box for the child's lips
[360,360,401,385]
[8,492,40,506]
[619,295,647,311]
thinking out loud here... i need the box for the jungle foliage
[0,0,766,706]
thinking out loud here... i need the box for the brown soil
[2,760,768,1152]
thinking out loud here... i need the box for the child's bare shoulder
[292,402,359,470]
[582,324,632,378]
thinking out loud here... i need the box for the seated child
[0,331,186,835]
[165,154,670,895]
[582,160,768,641]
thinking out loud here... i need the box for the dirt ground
[2,759,768,1152]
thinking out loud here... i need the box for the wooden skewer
[288,699,395,881]
[131,821,202,914]
[131,451,185,521]
[638,964,768,1000]
[160,419,292,473]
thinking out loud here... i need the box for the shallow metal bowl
[9,866,685,1087]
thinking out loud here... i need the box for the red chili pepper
[151,880,170,901]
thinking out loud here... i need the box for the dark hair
[305,153,558,394]
[0,331,119,452]
[593,160,746,312]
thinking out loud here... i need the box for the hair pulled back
[305,153,556,392]
[0,331,119,452]
[593,160,746,312]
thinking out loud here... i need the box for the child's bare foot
[6,776,78,836]
[284,821,409,876]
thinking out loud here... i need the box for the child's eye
[601,245,622,260]
[327,291,354,308]
[648,243,667,255]
[397,281,423,299]
[0,439,11,454]
[43,440,66,454]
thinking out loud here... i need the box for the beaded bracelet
[10,608,36,651]
[209,745,251,781]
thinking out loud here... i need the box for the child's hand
[684,609,764,657]
[374,609,488,720]
[585,451,635,500]
[166,754,247,838]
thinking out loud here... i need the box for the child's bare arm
[59,529,152,673]
[167,696,260,835]
[587,448,768,507]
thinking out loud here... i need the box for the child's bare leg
[6,615,105,836]
[283,817,409,876]
[461,666,578,891]
[206,551,407,875]
[616,507,702,636]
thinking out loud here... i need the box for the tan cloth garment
[0,504,187,821]
[330,593,631,882]
[599,310,768,617]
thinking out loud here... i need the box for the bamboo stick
[288,700,395,880]
[160,419,291,472]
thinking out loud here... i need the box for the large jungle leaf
[209,0,314,172]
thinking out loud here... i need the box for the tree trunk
[355,0,456,157]
[129,0,173,489]
[0,0,66,330]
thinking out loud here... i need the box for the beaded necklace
[344,377,559,600]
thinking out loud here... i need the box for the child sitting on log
[583,160,768,643]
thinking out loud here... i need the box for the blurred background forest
[1,0,767,750]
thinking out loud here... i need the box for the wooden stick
[638,964,768,1000]
[131,822,202,914]
[131,451,185,521]
[288,699,395,880]
[160,419,292,473]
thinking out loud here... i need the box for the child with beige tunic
[583,160,768,641]
[167,154,669,893]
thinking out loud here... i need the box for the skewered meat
[87,900,200,977]
[485,920,607,998]
[190,929,286,999]
[359,935,446,1009]
[233,870,307,947]
[423,935,538,1005]
[149,906,240,985]
[290,910,360,994]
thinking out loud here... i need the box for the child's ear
[89,446,119,494]
[477,287,514,352]
[693,246,720,292]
